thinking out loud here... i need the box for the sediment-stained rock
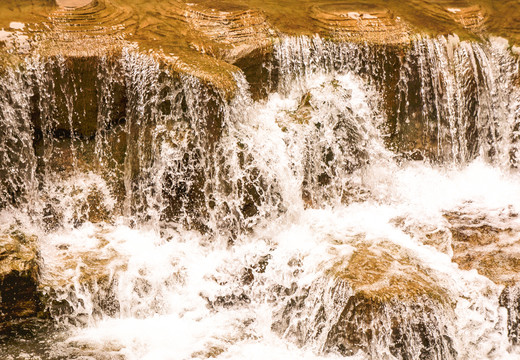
[444,208,520,286]
[39,230,125,320]
[183,3,274,63]
[392,217,453,256]
[272,241,456,359]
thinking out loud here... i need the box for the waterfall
[0,60,36,209]
[272,35,520,165]
[2,35,520,360]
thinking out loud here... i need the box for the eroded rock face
[444,208,520,286]
[55,0,94,8]
[446,5,487,33]
[272,241,456,360]
[184,4,274,63]
[324,293,455,359]
[442,208,520,345]
[0,230,40,322]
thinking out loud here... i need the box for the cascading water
[2,34,520,360]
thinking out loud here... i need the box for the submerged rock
[272,241,456,360]
[310,4,412,45]
[0,230,40,322]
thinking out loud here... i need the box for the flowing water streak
[273,35,520,164]
[0,60,37,209]
[396,36,520,163]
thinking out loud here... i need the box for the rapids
[2,35,520,360]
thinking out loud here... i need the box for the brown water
[2,0,520,49]
[2,0,519,94]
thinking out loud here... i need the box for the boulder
[272,241,456,359]
[40,231,125,321]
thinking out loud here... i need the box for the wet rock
[273,241,456,360]
[279,83,372,207]
[0,64,36,209]
[184,4,274,64]
[0,318,67,359]
[241,253,272,285]
[55,0,94,8]
[310,4,412,45]
[209,293,251,309]
[31,56,101,139]
[29,54,125,140]
[444,208,520,285]
[444,208,520,345]
[37,172,116,230]
[499,284,520,345]
[40,231,125,321]
[181,3,276,99]
[391,217,453,255]
[325,293,456,359]
[445,5,487,34]
[0,230,40,322]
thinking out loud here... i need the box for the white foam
[9,22,25,30]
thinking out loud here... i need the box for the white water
[2,36,520,359]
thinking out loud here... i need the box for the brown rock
[443,208,520,344]
[310,4,412,45]
[273,241,456,359]
[0,230,40,322]
[40,231,126,319]
[184,3,274,64]
[444,209,520,286]
[445,5,487,33]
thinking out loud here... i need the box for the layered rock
[446,5,487,33]
[310,4,411,45]
[442,208,520,344]
[1,0,520,354]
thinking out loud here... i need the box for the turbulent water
[2,35,520,359]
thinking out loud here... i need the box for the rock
[445,5,487,34]
[30,55,125,140]
[0,230,40,322]
[55,0,94,8]
[181,2,276,99]
[443,208,520,344]
[310,4,412,45]
[0,62,37,209]
[183,3,274,64]
[444,208,520,286]
[391,217,453,256]
[278,84,371,207]
[272,241,456,359]
[40,231,126,320]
